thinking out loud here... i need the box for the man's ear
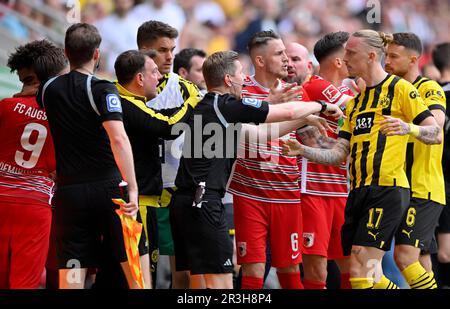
[254,55,264,68]
[224,74,232,87]
[410,55,419,65]
[136,72,144,87]
[93,48,100,62]
[368,51,377,63]
[178,67,188,79]
[307,61,314,74]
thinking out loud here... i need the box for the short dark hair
[392,32,423,55]
[137,20,178,49]
[432,42,450,72]
[203,51,239,89]
[7,39,67,82]
[247,30,280,55]
[173,48,207,73]
[314,31,349,63]
[115,50,156,85]
[65,23,102,68]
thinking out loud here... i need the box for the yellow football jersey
[405,76,446,205]
[339,74,432,191]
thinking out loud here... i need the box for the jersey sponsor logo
[106,94,122,112]
[322,85,340,103]
[354,112,375,136]
[409,90,420,99]
[242,97,262,108]
[425,90,444,98]
[291,252,300,260]
[303,232,314,248]
[238,242,247,257]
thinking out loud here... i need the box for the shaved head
[285,42,313,84]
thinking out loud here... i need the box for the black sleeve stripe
[428,104,446,113]
[338,131,352,140]
[412,109,433,125]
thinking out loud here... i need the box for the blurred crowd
[1,0,450,76]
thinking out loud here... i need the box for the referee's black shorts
[341,186,410,256]
[169,189,234,275]
[53,176,148,269]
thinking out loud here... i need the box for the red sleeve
[303,78,344,103]
[298,87,310,101]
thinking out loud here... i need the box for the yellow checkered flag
[112,198,145,289]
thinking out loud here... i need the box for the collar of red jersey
[114,81,147,103]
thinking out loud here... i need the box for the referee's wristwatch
[317,100,327,113]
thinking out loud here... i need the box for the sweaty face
[143,57,163,99]
[385,44,412,77]
[142,37,176,75]
[186,55,206,90]
[285,44,311,84]
[343,36,370,78]
[261,39,289,79]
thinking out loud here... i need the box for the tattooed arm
[282,137,350,166]
[297,126,337,149]
[379,115,442,145]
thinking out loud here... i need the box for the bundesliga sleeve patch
[242,97,262,108]
[106,94,122,112]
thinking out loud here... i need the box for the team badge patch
[106,94,122,112]
[238,242,247,257]
[303,232,315,248]
[242,97,262,108]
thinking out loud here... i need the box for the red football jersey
[0,96,55,204]
[299,75,354,197]
[228,75,308,203]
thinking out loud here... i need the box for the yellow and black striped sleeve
[398,80,432,125]
[179,76,202,109]
[414,78,446,113]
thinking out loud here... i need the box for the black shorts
[53,177,148,269]
[169,190,234,275]
[224,202,235,237]
[437,180,450,233]
[395,198,443,251]
[341,186,409,256]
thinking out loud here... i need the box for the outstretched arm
[379,115,442,145]
[282,137,350,166]
[265,101,343,123]
[241,115,331,142]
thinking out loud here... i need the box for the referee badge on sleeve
[242,97,262,108]
[106,94,122,112]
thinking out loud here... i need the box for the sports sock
[277,271,304,289]
[402,261,437,289]
[373,275,400,289]
[303,279,326,289]
[241,276,263,289]
[340,272,352,289]
[349,277,374,289]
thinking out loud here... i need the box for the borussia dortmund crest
[379,96,391,108]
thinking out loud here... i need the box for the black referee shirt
[37,71,122,180]
[175,92,269,196]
